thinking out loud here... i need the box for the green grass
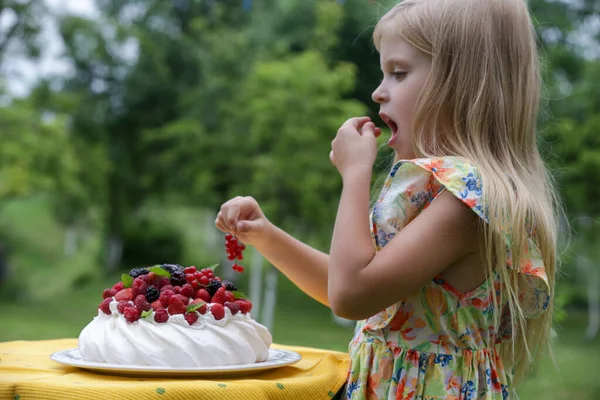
[1,197,599,399]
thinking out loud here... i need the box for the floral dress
[345,157,550,400]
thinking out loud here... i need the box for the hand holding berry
[215,196,272,248]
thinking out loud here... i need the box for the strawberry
[180,284,196,298]
[188,299,207,315]
[211,303,225,320]
[236,299,252,314]
[168,298,186,315]
[102,288,117,299]
[224,301,240,315]
[99,298,112,315]
[134,294,151,312]
[151,300,164,311]
[224,291,235,303]
[116,301,131,314]
[154,309,169,323]
[196,289,211,303]
[115,288,134,302]
[112,281,124,292]
[124,306,141,323]
[184,312,199,325]
[211,287,227,305]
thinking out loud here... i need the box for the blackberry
[221,280,237,291]
[160,264,187,286]
[145,286,160,303]
[206,279,222,296]
[129,267,149,279]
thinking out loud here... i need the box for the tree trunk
[261,267,278,331]
[105,235,123,273]
[64,224,78,257]
[248,246,264,320]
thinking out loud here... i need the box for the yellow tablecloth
[0,339,349,400]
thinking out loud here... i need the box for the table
[0,339,349,400]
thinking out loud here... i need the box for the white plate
[50,347,302,378]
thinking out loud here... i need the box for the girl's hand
[330,117,381,177]
[215,196,272,247]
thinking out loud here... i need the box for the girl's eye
[393,71,407,80]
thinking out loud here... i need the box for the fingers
[340,116,371,132]
[237,219,263,233]
[361,122,379,138]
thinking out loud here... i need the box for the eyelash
[393,71,407,80]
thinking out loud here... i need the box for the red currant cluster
[225,233,245,273]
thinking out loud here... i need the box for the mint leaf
[147,266,171,278]
[141,310,153,318]
[231,291,248,300]
[186,301,206,312]
[205,263,219,271]
[121,274,133,288]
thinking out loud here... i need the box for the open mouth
[379,112,399,145]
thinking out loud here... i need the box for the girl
[216,0,561,398]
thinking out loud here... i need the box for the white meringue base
[78,300,272,367]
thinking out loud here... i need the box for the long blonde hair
[373,0,562,387]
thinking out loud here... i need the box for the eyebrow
[382,57,413,69]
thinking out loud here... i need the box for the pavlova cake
[78,235,272,368]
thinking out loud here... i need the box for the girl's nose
[372,84,388,104]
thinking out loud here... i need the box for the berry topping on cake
[167,297,187,315]
[124,306,141,323]
[160,264,187,286]
[180,283,196,298]
[116,301,130,314]
[210,303,225,320]
[115,288,134,302]
[211,287,227,305]
[99,298,112,315]
[134,295,152,312]
[236,299,253,314]
[145,286,160,303]
[206,279,222,296]
[128,267,149,279]
[225,301,240,315]
[221,280,237,291]
[154,309,169,323]
[196,288,211,302]
[102,288,117,299]
[184,312,199,325]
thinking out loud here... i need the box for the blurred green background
[0,0,599,398]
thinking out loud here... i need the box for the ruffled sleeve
[409,157,551,318]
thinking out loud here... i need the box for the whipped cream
[78,300,272,367]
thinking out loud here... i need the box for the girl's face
[372,35,432,160]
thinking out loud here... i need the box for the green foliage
[121,218,184,269]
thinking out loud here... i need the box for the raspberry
[145,286,160,303]
[211,287,227,305]
[134,294,151,312]
[115,288,134,302]
[184,266,197,274]
[103,288,117,299]
[173,286,181,294]
[224,291,236,303]
[206,279,222,296]
[225,301,240,315]
[124,306,141,323]
[99,298,112,314]
[112,281,124,291]
[171,294,189,307]
[151,300,164,311]
[145,272,157,284]
[180,284,196,298]
[184,312,199,325]
[160,285,174,293]
[128,267,149,279]
[154,309,169,323]
[132,278,148,297]
[210,303,225,320]
[196,289,211,302]
[236,299,252,314]
[221,280,237,291]
[167,298,186,315]
[156,277,170,289]
[117,301,130,314]
[159,289,175,306]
